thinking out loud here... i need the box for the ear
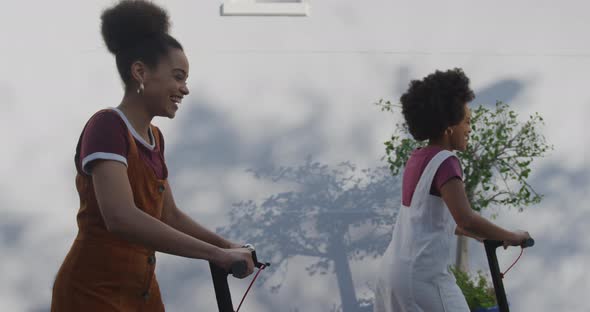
[445,127,454,136]
[130,61,147,86]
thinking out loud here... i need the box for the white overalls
[374,150,469,312]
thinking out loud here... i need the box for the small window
[221,0,310,17]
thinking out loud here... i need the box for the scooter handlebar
[484,237,535,249]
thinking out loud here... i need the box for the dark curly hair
[101,0,183,88]
[400,68,475,141]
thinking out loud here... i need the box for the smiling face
[137,48,190,119]
[448,104,472,151]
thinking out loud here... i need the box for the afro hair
[400,68,475,141]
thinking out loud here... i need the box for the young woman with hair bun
[51,2,254,310]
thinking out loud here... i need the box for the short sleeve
[79,110,129,174]
[432,156,463,194]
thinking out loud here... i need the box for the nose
[180,84,190,96]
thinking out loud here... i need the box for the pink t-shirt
[402,146,463,207]
[75,109,168,179]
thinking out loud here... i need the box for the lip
[170,95,183,104]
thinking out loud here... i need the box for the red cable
[236,264,266,312]
[500,248,524,279]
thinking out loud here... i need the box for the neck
[427,137,452,151]
[117,93,153,138]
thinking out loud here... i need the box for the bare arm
[455,226,483,242]
[160,180,240,249]
[91,160,250,272]
[441,178,528,245]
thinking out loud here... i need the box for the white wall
[1,1,588,311]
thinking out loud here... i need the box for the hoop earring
[137,82,144,95]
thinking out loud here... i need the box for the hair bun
[101,0,171,55]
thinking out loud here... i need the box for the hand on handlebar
[503,230,531,249]
[216,248,255,279]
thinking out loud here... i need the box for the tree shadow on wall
[219,156,401,312]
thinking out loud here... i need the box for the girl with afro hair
[374,68,531,312]
[51,1,254,311]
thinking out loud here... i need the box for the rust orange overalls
[52,120,167,311]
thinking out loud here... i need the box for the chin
[155,110,174,119]
[163,106,178,119]
[453,143,467,152]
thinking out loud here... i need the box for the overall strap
[410,150,456,207]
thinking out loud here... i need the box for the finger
[237,268,249,279]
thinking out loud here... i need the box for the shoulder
[81,109,129,145]
[438,154,463,180]
[77,109,130,175]
[86,109,127,131]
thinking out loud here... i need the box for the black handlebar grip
[484,237,535,249]
[522,237,535,248]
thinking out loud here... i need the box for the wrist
[218,238,240,249]
[210,246,227,264]
[213,237,232,249]
[509,231,520,243]
[227,241,242,249]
